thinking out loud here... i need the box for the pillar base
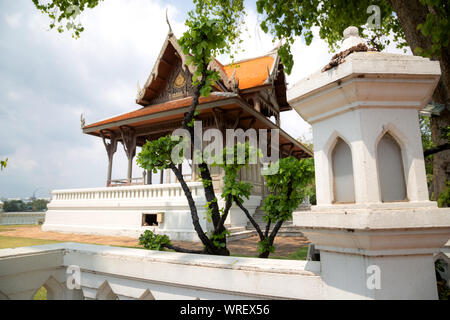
[294,203,450,299]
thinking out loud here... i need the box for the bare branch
[234,196,264,240]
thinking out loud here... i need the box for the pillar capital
[100,130,118,186]
[119,126,137,183]
[119,126,137,158]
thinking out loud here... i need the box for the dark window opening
[142,214,158,226]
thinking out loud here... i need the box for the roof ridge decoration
[266,51,280,86]
[229,68,239,93]
[265,53,280,86]
[223,52,274,67]
[166,8,173,37]
[208,58,232,91]
[80,113,86,129]
[269,39,283,53]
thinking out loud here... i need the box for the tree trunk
[389,0,450,199]
[169,163,216,253]
[182,73,222,230]
[430,110,450,199]
[178,70,231,255]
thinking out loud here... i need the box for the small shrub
[437,182,450,208]
[138,230,172,251]
[436,259,450,300]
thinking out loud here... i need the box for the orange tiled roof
[222,55,274,90]
[84,95,230,129]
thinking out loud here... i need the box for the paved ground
[0,225,309,257]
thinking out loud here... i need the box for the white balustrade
[43,182,213,241]
[0,212,45,225]
[44,181,261,241]
[51,182,203,202]
[0,243,322,300]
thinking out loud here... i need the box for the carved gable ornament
[174,72,186,88]
[149,59,193,105]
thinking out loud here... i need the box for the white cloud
[5,13,22,29]
[7,146,38,172]
[1,0,188,197]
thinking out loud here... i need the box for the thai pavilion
[43,29,312,241]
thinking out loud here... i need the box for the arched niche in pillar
[376,132,407,202]
[96,280,118,300]
[331,137,355,203]
[33,275,66,300]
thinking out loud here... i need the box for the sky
[0,0,409,199]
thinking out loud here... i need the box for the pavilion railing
[0,212,46,225]
[51,182,204,201]
[108,173,193,187]
[109,178,144,186]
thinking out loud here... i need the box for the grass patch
[0,224,37,232]
[231,246,309,260]
[33,286,47,300]
[0,236,61,249]
[271,246,309,260]
[115,245,145,250]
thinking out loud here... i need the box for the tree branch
[198,163,221,228]
[268,220,284,244]
[233,196,264,241]
[217,194,232,230]
[264,220,271,238]
[163,243,205,254]
[424,143,450,157]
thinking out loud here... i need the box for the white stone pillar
[165,169,172,184]
[288,26,450,299]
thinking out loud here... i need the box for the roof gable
[136,33,290,110]
[136,33,196,106]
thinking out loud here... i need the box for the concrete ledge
[294,206,450,230]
